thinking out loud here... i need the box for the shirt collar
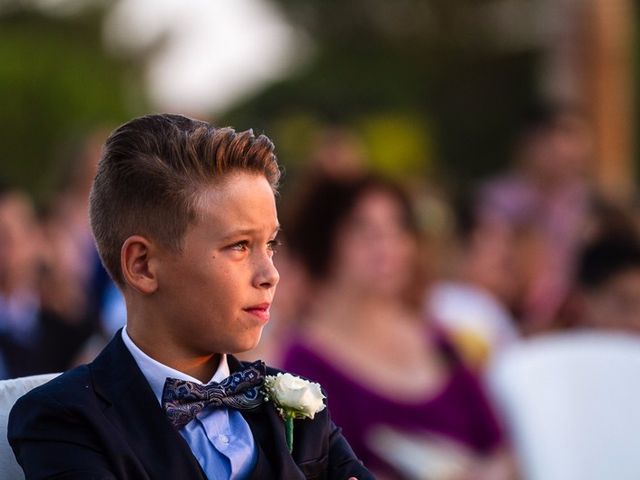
[121,326,230,404]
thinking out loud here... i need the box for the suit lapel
[90,332,206,480]
[228,355,306,480]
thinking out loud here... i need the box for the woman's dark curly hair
[284,174,419,283]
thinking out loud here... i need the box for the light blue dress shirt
[122,327,257,479]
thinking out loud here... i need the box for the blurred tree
[223,0,542,188]
[0,2,146,203]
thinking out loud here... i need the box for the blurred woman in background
[281,175,514,480]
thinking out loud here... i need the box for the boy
[8,114,372,479]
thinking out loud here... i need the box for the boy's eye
[267,239,282,253]
[229,241,249,251]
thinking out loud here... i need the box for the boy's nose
[255,256,280,289]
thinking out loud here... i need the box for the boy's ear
[121,235,159,295]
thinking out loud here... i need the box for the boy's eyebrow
[219,225,281,241]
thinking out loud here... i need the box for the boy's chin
[230,334,263,354]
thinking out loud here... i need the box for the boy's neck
[127,325,222,383]
[172,354,223,384]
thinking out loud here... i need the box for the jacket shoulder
[19,364,91,400]
[9,364,94,426]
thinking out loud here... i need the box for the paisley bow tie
[161,360,266,429]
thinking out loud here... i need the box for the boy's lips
[243,303,271,323]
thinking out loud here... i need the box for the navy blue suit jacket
[8,332,373,479]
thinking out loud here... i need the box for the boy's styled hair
[89,113,280,286]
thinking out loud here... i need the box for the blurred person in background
[478,102,593,332]
[48,130,115,316]
[0,133,111,378]
[0,183,98,377]
[427,190,520,371]
[0,186,43,377]
[281,175,514,480]
[47,130,129,367]
[488,221,640,480]
[565,224,640,333]
[37,209,99,372]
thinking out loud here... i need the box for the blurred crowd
[3,103,640,479]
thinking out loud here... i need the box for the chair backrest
[0,373,60,480]
[488,332,640,480]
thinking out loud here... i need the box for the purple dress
[282,338,503,478]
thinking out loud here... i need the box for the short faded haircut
[89,113,280,286]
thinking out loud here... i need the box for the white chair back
[489,332,640,480]
[0,373,60,480]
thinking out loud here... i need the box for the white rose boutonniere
[263,372,326,452]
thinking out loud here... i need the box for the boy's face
[154,172,280,355]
